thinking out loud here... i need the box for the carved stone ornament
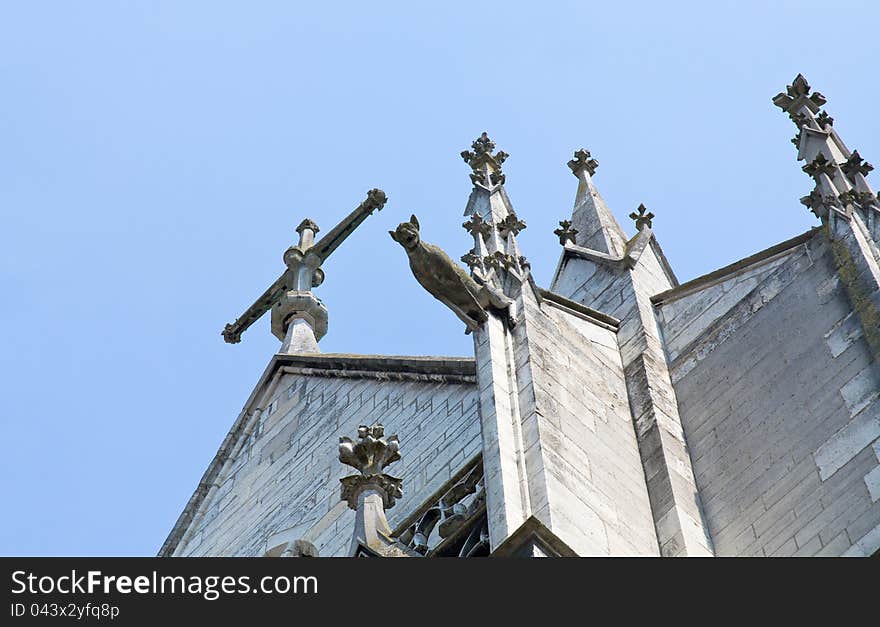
[339,424,403,510]
[460,132,508,168]
[629,204,655,230]
[567,148,599,176]
[460,251,482,271]
[390,215,516,332]
[553,219,578,245]
[802,153,837,178]
[816,111,834,129]
[462,214,493,238]
[773,73,827,115]
[484,250,517,271]
[839,189,876,209]
[339,424,400,475]
[222,188,386,346]
[497,212,527,237]
[842,151,874,178]
[800,189,827,218]
[461,132,508,188]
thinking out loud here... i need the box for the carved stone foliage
[484,250,517,271]
[398,461,488,557]
[629,204,654,230]
[497,212,527,237]
[800,189,827,218]
[462,214,493,238]
[842,151,874,179]
[773,73,827,115]
[460,132,508,168]
[816,111,834,129]
[567,148,598,176]
[554,220,578,245]
[339,424,400,475]
[802,153,837,178]
[338,424,403,510]
[460,251,482,271]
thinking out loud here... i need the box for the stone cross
[222,189,386,350]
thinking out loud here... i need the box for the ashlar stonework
[162,75,880,557]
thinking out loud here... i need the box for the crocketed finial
[629,204,654,231]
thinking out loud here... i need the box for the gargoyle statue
[389,215,516,332]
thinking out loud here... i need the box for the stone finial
[363,188,388,212]
[339,424,400,475]
[462,214,493,238]
[567,149,598,176]
[802,153,837,178]
[461,132,508,187]
[553,220,578,245]
[339,424,402,510]
[629,204,654,231]
[842,151,874,179]
[497,212,527,237]
[295,219,320,235]
[773,73,827,116]
[518,255,530,271]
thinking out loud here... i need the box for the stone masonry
[162,75,880,557]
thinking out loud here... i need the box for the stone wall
[170,361,480,557]
[659,232,880,556]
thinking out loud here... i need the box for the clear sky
[1,1,877,556]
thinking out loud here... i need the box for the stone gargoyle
[389,215,516,332]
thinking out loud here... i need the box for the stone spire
[775,74,880,362]
[338,424,414,557]
[222,189,387,354]
[460,133,530,294]
[565,148,629,256]
[774,74,879,234]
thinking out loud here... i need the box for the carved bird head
[389,215,421,251]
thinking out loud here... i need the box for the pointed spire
[774,74,879,225]
[564,148,628,255]
[460,133,528,289]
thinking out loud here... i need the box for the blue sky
[1,2,877,555]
